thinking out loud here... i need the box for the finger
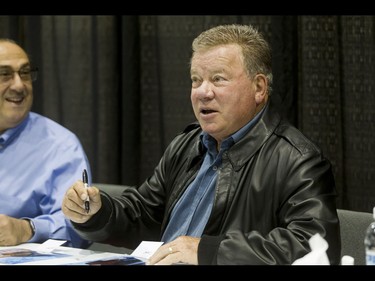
[87,185,101,203]
[62,196,91,223]
[73,180,90,201]
[64,187,87,214]
[147,245,174,265]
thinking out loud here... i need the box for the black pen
[82,169,90,213]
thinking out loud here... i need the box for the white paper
[0,242,133,265]
[37,239,67,253]
[131,241,164,260]
[0,240,163,265]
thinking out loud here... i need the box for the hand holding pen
[62,170,103,223]
[82,169,90,213]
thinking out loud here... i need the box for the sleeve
[26,133,92,249]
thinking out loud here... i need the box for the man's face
[190,44,265,145]
[0,41,33,134]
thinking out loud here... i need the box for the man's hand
[0,215,33,246]
[147,236,200,265]
[62,180,102,223]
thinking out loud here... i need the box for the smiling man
[0,39,91,248]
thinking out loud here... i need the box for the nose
[9,72,25,91]
[195,81,214,100]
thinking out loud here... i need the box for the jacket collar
[228,101,281,170]
[186,101,281,171]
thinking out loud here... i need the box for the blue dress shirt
[0,112,91,248]
[162,109,264,243]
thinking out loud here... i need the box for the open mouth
[201,109,216,115]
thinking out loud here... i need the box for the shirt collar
[200,105,266,151]
[0,113,30,147]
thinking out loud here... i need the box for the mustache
[5,91,27,99]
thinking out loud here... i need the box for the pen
[82,169,90,213]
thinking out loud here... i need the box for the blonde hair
[191,24,273,94]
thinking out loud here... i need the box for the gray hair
[191,24,273,95]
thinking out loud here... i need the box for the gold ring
[168,247,173,254]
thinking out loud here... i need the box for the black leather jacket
[73,102,341,265]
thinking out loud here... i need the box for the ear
[254,74,268,104]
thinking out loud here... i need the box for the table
[0,242,144,265]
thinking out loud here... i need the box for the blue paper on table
[84,255,145,265]
[0,248,69,265]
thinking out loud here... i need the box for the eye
[0,70,12,77]
[19,69,31,75]
[191,76,202,88]
[19,68,31,77]
[213,75,225,82]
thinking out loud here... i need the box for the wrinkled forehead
[0,42,29,67]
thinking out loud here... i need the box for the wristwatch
[26,219,36,236]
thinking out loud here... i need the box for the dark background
[1,15,374,212]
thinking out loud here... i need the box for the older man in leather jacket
[62,24,341,265]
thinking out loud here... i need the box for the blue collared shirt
[0,112,91,248]
[162,109,264,242]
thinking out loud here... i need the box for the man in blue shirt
[0,39,91,248]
